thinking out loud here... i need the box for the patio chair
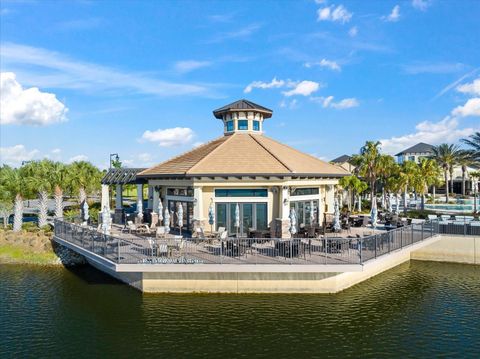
[427,215,438,221]
[220,231,228,240]
[125,220,137,234]
[194,227,207,240]
[137,223,151,234]
[156,227,166,239]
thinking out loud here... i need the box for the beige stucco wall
[411,235,479,264]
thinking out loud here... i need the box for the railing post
[374,235,377,258]
[359,238,362,264]
[421,223,424,241]
[400,227,403,248]
[117,238,120,263]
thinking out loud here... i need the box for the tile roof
[331,154,351,163]
[395,142,434,156]
[213,99,273,119]
[138,133,349,178]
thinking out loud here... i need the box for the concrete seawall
[55,234,478,294]
[411,235,479,265]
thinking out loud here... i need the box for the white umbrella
[177,203,184,235]
[101,206,111,235]
[163,207,170,234]
[82,201,89,224]
[234,203,240,236]
[157,201,163,223]
[289,208,297,236]
[388,194,393,213]
[309,200,315,225]
[208,202,215,233]
[381,194,386,209]
[370,203,378,228]
[136,198,143,222]
[333,198,341,232]
[395,194,400,214]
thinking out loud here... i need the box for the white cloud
[317,5,352,24]
[1,43,212,97]
[0,72,68,126]
[138,153,152,162]
[304,59,341,71]
[51,148,61,154]
[68,155,89,163]
[279,99,298,109]
[348,26,358,37]
[0,144,39,166]
[403,62,465,75]
[412,0,431,11]
[311,95,359,109]
[451,98,480,117]
[456,78,480,96]
[383,5,400,22]
[207,23,262,43]
[192,142,204,148]
[283,81,321,97]
[174,60,212,74]
[244,77,285,93]
[380,117,478,155]
[141,127,195,147]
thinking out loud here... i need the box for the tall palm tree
[0,165,29,232]
[414,158,441,210]
[457,150,476,196]
[51,162,68,219]
[432,143,461,203]
[23,160,55,228]
[351,141,381,210]
[470,171,480,213]
[377,154,397,209]
[399,161,418,213]
[67,161,102,206]
[461,132,480,160]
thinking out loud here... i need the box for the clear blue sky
[1,0,479,168]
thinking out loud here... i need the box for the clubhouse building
[102,100,349,238]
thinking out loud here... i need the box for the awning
[101,168,147,185]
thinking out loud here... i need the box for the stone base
[113,209,124,224]
[271,218,291,239]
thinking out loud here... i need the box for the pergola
[101,168,147,224]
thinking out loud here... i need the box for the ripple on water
[1,261,479,358]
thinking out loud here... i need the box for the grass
[0,244,58,265]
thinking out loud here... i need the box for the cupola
[213,99,273,135]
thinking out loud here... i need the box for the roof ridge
[257,134,349,174]
[138,136,226,176]
[248,134,293,173]
[188,134,234,174]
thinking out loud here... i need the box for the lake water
[1,261,479,358]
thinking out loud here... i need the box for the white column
[193,186,203,220]
[325,185,335,213]
[280,185,290,220]
[152,186,160,213]
[101,184,110,210]
[115,184,123,210]
[136,184,143,214]
[147,186,153,210]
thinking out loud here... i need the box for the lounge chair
[156,227,166,239]
[124,220,137,233]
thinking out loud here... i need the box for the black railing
[53,219,479,266]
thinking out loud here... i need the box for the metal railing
[53,219,480,266]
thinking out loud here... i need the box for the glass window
[216,203,227,231]
[242,203,253,233]
[253,120,260,131]
[238,120,248,130]
[167,188,192,197]
[291,188,319,196]
[256,203,267,230]
[226,121,234,132]
[290,200,319,226]
[215,189,268,197]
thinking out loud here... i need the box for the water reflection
[1,261,479,358]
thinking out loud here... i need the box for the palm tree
[67,161,102,206]
[377,154,397,209]
[399,161,418,213]
[0,165,29,232]
[432,143,461,203]
[351,141,381,210]
[456,151,476,196]
[23,160,55,228]
[414,158,441,210]
[51,162,68,219]
[470,171,480,213]
[461,132,480,160]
